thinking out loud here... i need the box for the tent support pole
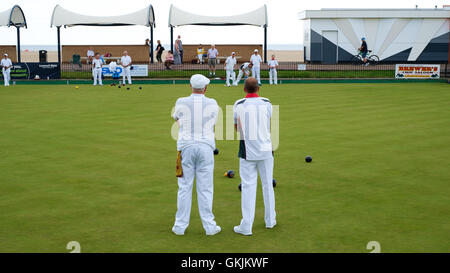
[263,26,267,63]
[170,26,174,52]
[150,26,154,63]
[57,26,61,65]
[16,27,21,63]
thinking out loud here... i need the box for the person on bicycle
[359,37,369,66]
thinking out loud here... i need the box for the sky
[0,0,448,47]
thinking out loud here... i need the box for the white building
[299,8,450,63]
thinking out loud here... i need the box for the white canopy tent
[0,5,27,62]
[50,4,156,63]
[168,5,269,62]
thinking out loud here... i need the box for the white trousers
[3,68,10,86]
[269,68,277,85]
[122,66,132,85]
[233,70,248,86]
[239,156,276,232]
[173,144,218,234]
[252,66,261,84]
[198,54,203,63]
[92,68,102,85]
[226,70,236,86]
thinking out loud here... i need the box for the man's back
[173,94,219,150]
[234,96,272,160]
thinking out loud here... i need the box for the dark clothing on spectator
[360,41,368,53]
[156,44,164,63]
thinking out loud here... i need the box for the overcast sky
[1,0,448,46]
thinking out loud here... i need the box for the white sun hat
[190,74,210,89]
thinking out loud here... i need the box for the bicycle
[352,50,380,66]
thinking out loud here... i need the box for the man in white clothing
[233,62,253,86]
[233,77,276,236]
[1,54,13,87]
[268,55,279,85]
[92,53,103,86]
[121,51,132,85]
[225,52,237,87]
[172,74,221,236]
[250,49,263,85]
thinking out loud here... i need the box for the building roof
[50,4,155,27]
[0,5,27,28]
[299,8,450,20]
[168,4,268,27]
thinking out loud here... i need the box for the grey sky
[1,0,448,46]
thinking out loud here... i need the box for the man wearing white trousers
[268,55,279,85]
[232,62,253,86]
[225,52,237,87]
[92,53,103,86]
[121,51,132,85]
[250,49,262,86]
[233,77,276,236]
[1,54,12,87]
[172,74,221,236]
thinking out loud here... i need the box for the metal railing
[60,62,449,80]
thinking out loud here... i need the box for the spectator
[359,37,369,66]
[87,47,95,64]
[175,35,183,64]
[197,45,205,64]
[145,38,152,59]
[156,40,165,63]
[165,50,174,70]
[207,44,219,77]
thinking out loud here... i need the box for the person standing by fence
[156,40,164,63]
[175,35,183,64]
[207,45,219,77]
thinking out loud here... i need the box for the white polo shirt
[92,59,103,69]
[87,50,95,57]
[225,56,236,71]
[268,59,279,69]
[234,94,273,160]
[1,58,12,71]
[250,54,262,68]
[173,94,219,151]
[121,55,132,66]
[240,62,252,73]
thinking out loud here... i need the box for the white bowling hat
[190,74,210,89]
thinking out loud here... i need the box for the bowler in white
[250,49,262,85]
[92,53,103,86]
[121,51,132,85]
[268,55,279,85]
[233,77,276,236]
[172,74,221,236]
[225,52,237,87]
[233,62,253,86]
[1,54,13,86]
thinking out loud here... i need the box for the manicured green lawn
[0,82,449,252]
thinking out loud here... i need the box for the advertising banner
[395,64,440,79]
[101,65,148,77]
[1,63,61,80]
